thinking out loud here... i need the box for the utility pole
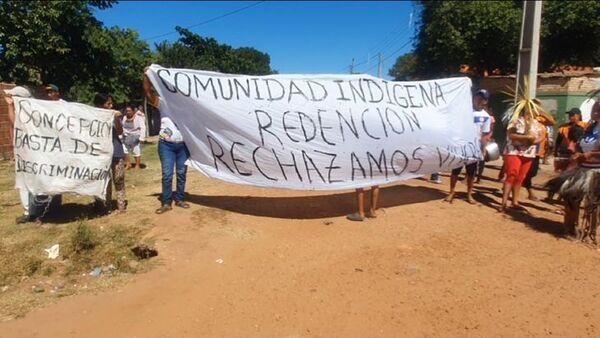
[350,58,355,74]
[515,0,542,100]
[377,52,384,78]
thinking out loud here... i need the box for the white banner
[13,98,114,198]
[147,64,481,191]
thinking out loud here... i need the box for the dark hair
[569,124,585,143]
[93,93,113,107]
[126,103,137,110]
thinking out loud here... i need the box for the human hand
[113,110,123,118]
[4,95,13,105]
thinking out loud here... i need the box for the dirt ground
[1,159,600,338]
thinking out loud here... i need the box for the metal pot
[484,141,500,162]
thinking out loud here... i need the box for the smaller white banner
[12,98,114,198]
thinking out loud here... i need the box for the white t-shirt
[158,98,184,143]
[473,110,491,136]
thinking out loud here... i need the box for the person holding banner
[444,89,492,204]
[4,86,62,223]
[347,186,380,221]
[143,69,191,214]
[93,93,127,214]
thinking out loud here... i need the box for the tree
[0,1,115,89]
[388,52,418,80]
[0,0,151,104]
[410,1,521,78]
[540,1,600,69]
[155,27,276,75]
[69,27,151,104]
[398,0,600,79]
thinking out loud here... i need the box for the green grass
[0,139,161,319]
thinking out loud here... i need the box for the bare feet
[467,195,477,205]
[366,209,377,218]
[444,193,455,203]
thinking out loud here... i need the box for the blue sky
[94,1,416,79]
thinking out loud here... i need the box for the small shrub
[71,221,97,253]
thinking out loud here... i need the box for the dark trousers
[523,156,540,189]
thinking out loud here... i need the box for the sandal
[346,212,364,222]
[155,204,172,214]
[174,201,190,209]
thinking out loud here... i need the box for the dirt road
[2,162,600,337]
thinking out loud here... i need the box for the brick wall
[0,83,15,160]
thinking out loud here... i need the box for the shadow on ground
[184,184,446,219]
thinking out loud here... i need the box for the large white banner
[147,64,481,190]
[13,98,114,198]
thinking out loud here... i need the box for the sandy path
[2,162,600,337]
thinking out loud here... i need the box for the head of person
[567,108,582,124]
[45,84,60,100]
[93,93,113,109]
[473,89,490,111]
[125,104,136,118]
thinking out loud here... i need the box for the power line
[349,11,414,73]
[363,39,412,75]
[143,1,265,41]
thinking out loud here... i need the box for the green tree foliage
[540,1,600,69]
[155,27,275,75]
[388,52,418,80]
[69,27,151,104]
[0,0,151,103]
[394,0,600,80]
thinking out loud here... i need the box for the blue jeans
[158,140,190,205]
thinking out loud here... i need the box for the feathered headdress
[501,77,556,125]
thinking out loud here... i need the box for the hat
[475,89,491,100]
[3,86,32,98]
[45,84,59,92]
[566,108,582,116]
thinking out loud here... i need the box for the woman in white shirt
[143,70,191,214]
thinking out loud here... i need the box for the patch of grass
[0,138,163,319]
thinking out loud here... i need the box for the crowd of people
[3,74,191,222]
[3,71,600,243]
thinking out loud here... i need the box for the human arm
[114,111,123,136]
[143,67,160,108]
[507,126,536,144]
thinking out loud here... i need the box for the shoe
[432,178,443,184]
[155,204,172,214]
[174,201,190,209]
[346,212,364,222]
